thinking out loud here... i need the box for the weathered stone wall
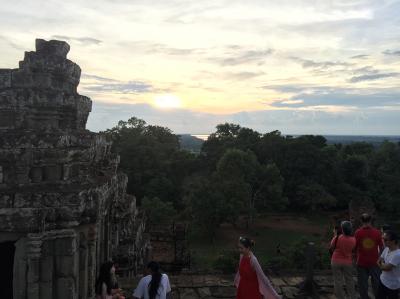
[0,39,146,299]
[149,223,190,272]
[112,193,149,277]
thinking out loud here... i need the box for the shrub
[286,237,330,270]
[213,250,238,274]
[142,196,177,224]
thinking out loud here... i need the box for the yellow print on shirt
[362,238,375,249]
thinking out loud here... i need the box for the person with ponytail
[133,261,171,299]
[235,237,281,299]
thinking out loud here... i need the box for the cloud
[263,84,335,93]
[209,48,273,66]
[271,90,400,108]
[1,0,400,136]
[264,81,400,109]
[88,102,222,134]
[349,72,399,83]
[146,44,200,56]
[290,57,352,69]
[118,40,204,56]
[51,35,102,45]
[351,66,379,75]
[0,35,25,50]
[83,81,152,94]
[81,73,119,82]
[383,49,400,56]
[86,101,400,135]
[279,99,304,105]
[80,73,152,94]
[350,54,369,59]
[224,71,264,80]
[286,58,398,83]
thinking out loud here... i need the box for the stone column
[13,238,27,299]
[79,232,88,299]
[105,212,111,261]
[40,237,55,299]
[54,230,78,299]
[87,225,97,298]
[26,233,43,299]
[0,165,3,183]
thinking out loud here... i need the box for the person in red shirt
[330,221,357,299]
[355,213,384,299]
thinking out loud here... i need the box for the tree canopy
[104,118,400,236]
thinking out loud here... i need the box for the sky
[1,0,400,135]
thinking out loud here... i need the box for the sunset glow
[1,0,399,134]
[154,94,182,109]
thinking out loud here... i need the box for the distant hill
[323,135,400,146]
[178,134,204,153]
[178,134,400,152]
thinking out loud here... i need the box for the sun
[154,94,182,109]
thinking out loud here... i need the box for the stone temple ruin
[0,39,148,299]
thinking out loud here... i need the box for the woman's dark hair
[341,221,353,236]
[147,261,162,299]
[384,230,398,244]
[239,237,255,248]
[95,261,114,295]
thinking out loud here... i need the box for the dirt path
[212,214,327,246]
[255,215,326,234]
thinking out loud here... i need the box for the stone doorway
[0,241,15,299]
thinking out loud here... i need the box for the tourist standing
[95,261,125,299]
[133,261,171,299]
[235,237,281,299]
[355,213,384,299]
[330,221,356,299]
[377,231,400,299]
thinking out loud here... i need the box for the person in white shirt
[377,231,400,299]
[133,261,171,299]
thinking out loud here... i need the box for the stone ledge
[36,39,70,58]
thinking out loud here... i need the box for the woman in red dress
[235,237,281,299]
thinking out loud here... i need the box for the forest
[103,117,400,238]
